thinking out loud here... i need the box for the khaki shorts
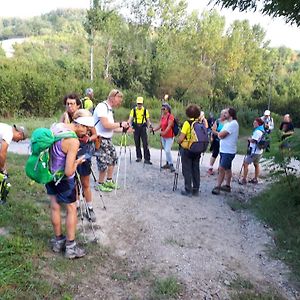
[96,138,118,172]
[244,153,262,165]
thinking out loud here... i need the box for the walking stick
[90,168,106,210]
[173,149,181,191]
[160,139,163,171]
[115,133,124,194]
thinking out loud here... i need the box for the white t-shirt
[0,123,13,145]
[249,129,263,155]
[220,120,239,154]
[93,101,114,138]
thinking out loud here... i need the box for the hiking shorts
[77,160,92,177]
[244,153,261,165]
[219,152,235,170]
[46,177,76,204]
[96,138,118,172]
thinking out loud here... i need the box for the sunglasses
[114,90,120,97]
[161,107,166,110]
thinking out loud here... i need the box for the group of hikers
[0,88,295,259]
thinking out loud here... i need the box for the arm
[211,121,218,135]
[218,130,229,139]
[60,112,69,124]
[63,138,84,177]
[0,141,8,172]
[177,132,186,144]
[100,116,128,130]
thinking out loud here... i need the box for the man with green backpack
[26,110,94,259]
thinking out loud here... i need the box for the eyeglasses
[161,107,166,110]
[66,102,77,106]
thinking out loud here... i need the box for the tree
[210,0,300,26]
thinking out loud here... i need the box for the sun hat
[13,125,29,139]
[136,97,143,104]
[74,116,94,127]
[264,109,271,116]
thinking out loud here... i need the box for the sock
[66,240,75,246]
[106,178,112,182]
[56,234,64,241]
[87,204,93,210]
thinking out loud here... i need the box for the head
[85,88,94,98]
[226,107,237,121]
[107,89,123,108]
[186,104,201,119]
[283,114,291,122]
[200,111,205,121]
[164,94,169,101]
[264,110,271,118]
[253,117,264,128]
[12,125,28,142]
[136,96,143,109]
[72,109,94,137]
[63,93,81,115]
[161,102,171,115]
[220,108,228,121]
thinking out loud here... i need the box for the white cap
[264,110,271,116]
[74,117,94,127]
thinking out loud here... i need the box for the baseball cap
[264,110,271,116]
[74,116,94,127]
[162,102,171,112]
[13,125,29,139]
[85,88,93,95]
[136,97,143,104]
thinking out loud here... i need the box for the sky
[1,0,300,50]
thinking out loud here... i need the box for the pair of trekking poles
[0,173,11,205]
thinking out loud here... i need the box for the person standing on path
[260,109,274,134]
[61,94,98,222]
[152,103,176,172]
[128,96,152,164]
[212,108,239,195]
[93,89,129,192]
[47,112,95,259]
[239,118,265,185]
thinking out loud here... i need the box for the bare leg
[107,165,115,179]
[98,170,107,183]
[243,162,249,181]
[50,196,62,237]
[209,156,216,168]
[65,202,77,241]
[225,169,232,186]
[254,163,260,180]
[216,166,225,187]
[81,175,92,204]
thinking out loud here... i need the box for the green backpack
[25,128,77,184]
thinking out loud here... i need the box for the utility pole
[90,0,94,81]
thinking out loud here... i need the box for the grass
[150,276,182,300]
[0,153,108,299]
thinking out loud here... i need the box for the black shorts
[77,160,92,177]
[46,177,76,204]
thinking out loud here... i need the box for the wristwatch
[119,122,122,128]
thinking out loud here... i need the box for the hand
[121,121,129,128]
[76,155,86,165]
[79,135,90,144]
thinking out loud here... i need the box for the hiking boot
[65,242,86,259]
[161,163,170,169]
[181,189,193,198]
[212,186,221,195]
[248,178,258,184]
[84,207,96,222]
[96,183,113,192]
[220,185,231,192]
[50,235,66,253]
[169,164,175,173]
[136,158,142,162]
[192,189,199,196]
[144,160,153,165]
[103,181,120,190]
[207,168,214,175]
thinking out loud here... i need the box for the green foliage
[150,276,182,299]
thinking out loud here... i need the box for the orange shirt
[160,113,174,138]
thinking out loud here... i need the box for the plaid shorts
[96,138,118,172]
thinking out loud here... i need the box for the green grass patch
[150,276,182,299]
[248,176,300,284]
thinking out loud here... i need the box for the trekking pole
[124,133,127,188]
[0,174,11,205]
[173,149,181,191]
[160,139,163,171]
[76,172,98,243]
[115,132,125,194]
[90,168,106,210]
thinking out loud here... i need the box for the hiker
[212,108,239,195]
[178,104,202,197]
[200,111,209,128]
[152,102,176,172]
[261,109,274,134]
[128,96,152,164]
[239,118,265,185]
[279,114,294,140]
[93,89,130,192]
[61,94,98,222]
[207,112,215,138]
[82,88,94,113]
[0,123,28,175]
[60,93,82,124]
[207,109,228,175]
[46,111,95,259]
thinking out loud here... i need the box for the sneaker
[169,164,175,173]
[212,186,221,195]
[103,181,120,190]
[161,163,170,169]
[220,185,231,192]
[50,235,66,253]
[238,179,247,185]
[144,160,153,165]
[207,168,214,175]
[192,189,199,196]
[248,178,258,184]
[84,207,96,222]
[136,158,142,162]
[181,189,193,197]
[65,242,86,259]
[96,183,113,192]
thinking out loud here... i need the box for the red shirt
[160,113,174,138]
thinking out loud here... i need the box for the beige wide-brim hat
[74,117,95,127]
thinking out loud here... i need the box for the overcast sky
[1,0,300,50]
